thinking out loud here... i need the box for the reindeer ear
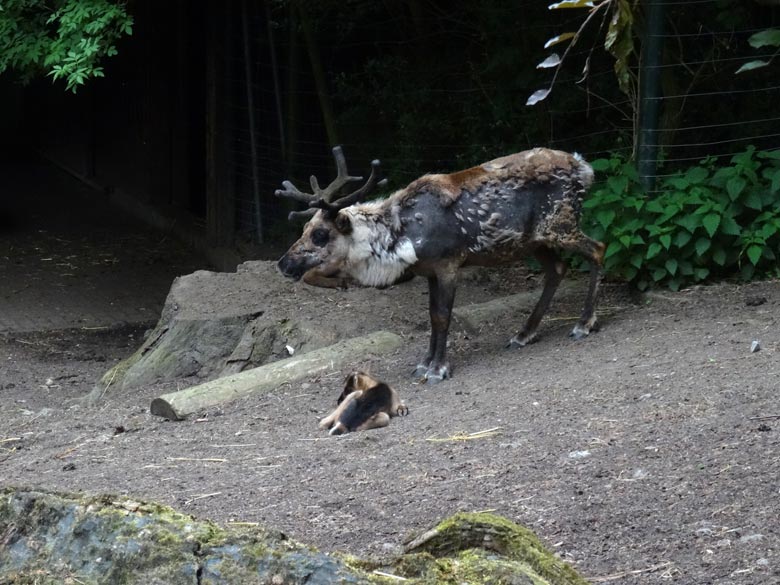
[334,212,352,235]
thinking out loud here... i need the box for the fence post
[637,0,665,191]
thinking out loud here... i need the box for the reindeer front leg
[414,272,457,384]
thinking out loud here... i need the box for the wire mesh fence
[219,0,780,245]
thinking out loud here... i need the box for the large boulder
[91,261,408,398]
[0,488,589,585]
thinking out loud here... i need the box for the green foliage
[737,27,780,73]
[528,0,637,106]
[0,0,132,92]
[583,147,780,290]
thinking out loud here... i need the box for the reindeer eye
[311,228,330,247]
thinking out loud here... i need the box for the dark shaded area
[0,0,779,264]
[0,154,205,333]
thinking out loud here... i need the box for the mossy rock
[0,488,588,585]
[397,512,590,585]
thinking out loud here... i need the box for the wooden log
[453,280,577,334]
[150,330,403,420]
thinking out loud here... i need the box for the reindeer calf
[278,147,605,383]
[319,371,408,435]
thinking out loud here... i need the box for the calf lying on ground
[277,146,605,383]
[319,372,408,436]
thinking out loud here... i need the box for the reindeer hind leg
[508,246,566,349]
[565,234,605,340]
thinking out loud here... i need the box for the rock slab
[0,488,589,585]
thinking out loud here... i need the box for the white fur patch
[573,152,594,188]
[342,207,418,287]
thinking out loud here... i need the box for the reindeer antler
[276,146,387,220]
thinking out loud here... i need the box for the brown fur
[279,147,604,384]
[319,372,408,435]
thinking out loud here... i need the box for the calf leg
[319,391,360,430]
[414,272,457,383]
[508,246,566,348]
[355,412,391,432]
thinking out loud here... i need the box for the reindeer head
[276,147,386,282]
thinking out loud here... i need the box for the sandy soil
[1,272,778,584]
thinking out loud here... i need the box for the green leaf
[744,191,764,210]
[607,175,628,194]
[760,222,778,239]
[537,53,561,69]
[694,267,710,281]
[758,150,780,160]
[674,231,692,248]
[668,177,689,190]
[695,237,711,256]
[668,278,682,292]
[736,60,770,74]
[603,0,635,96]
[747,29,780,49]
[665,258,678,276]
[646,199,664,214]
[596,210,616,229]
[660,234,672,249]
[711,166,736,185]
[526,88,551,106]
[771,171,780,194]
[726,176,747,200]
[679,260,694,276]
[630,254,643,269]
[684,166,708,184]
[652,267,667,282]
[619,235,632,248]
[549,0,598,9]
[676,215,701,233]
[646,242,662,259]
[589,158,611,172]
[746,244,763,266]
[544,32,577,49]
[604,240,624,259]
[720,215,742,236]
[712,248,727,266]
[703,213,721,238]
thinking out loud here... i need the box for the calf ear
[334,212,352,235]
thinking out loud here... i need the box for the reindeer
[277,146,605,383]
[319,371,408,436]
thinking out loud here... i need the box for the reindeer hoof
[412,364,430,378]
[507,332,538,349]
[570,321,599,340]
[423,364,451,384]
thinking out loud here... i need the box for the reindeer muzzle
[277,255,306,281]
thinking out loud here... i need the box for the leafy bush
[0,0,132,92]
[583,146,780,290]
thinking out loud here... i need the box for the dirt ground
[1,268,778,584]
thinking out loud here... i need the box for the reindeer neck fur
[341,198,417,287]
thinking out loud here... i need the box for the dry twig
[590,561,672,582]
[426,427,503,442]
[168,457,228,463]
[184,491,222,505]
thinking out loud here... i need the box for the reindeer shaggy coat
[278,147,605,383]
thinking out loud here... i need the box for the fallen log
[150,330,403,420]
